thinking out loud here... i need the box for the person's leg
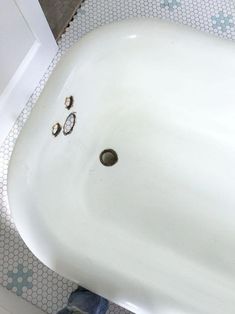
[57,287,109,314]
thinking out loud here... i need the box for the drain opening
[100,149,118,167]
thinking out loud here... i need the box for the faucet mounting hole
[52,123,62,137]
[100,149,118,167]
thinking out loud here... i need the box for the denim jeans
[57,287,109,314]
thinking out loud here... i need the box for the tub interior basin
[8,19,235,314]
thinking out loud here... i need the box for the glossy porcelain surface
[8,19,235,314]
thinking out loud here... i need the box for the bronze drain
[100,149,118,167]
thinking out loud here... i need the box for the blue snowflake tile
[7,264,33,296]
[160,0,181,11]
[212,11,234,33]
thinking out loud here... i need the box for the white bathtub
[8,19,235,314]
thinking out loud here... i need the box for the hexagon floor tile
[1,0,235,313]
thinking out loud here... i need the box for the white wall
[0,1,35,94]
[0,0,57,146]
[0,285,44,314]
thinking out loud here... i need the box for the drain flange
[100,149,118,167]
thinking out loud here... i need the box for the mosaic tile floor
[1,0,235,313]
